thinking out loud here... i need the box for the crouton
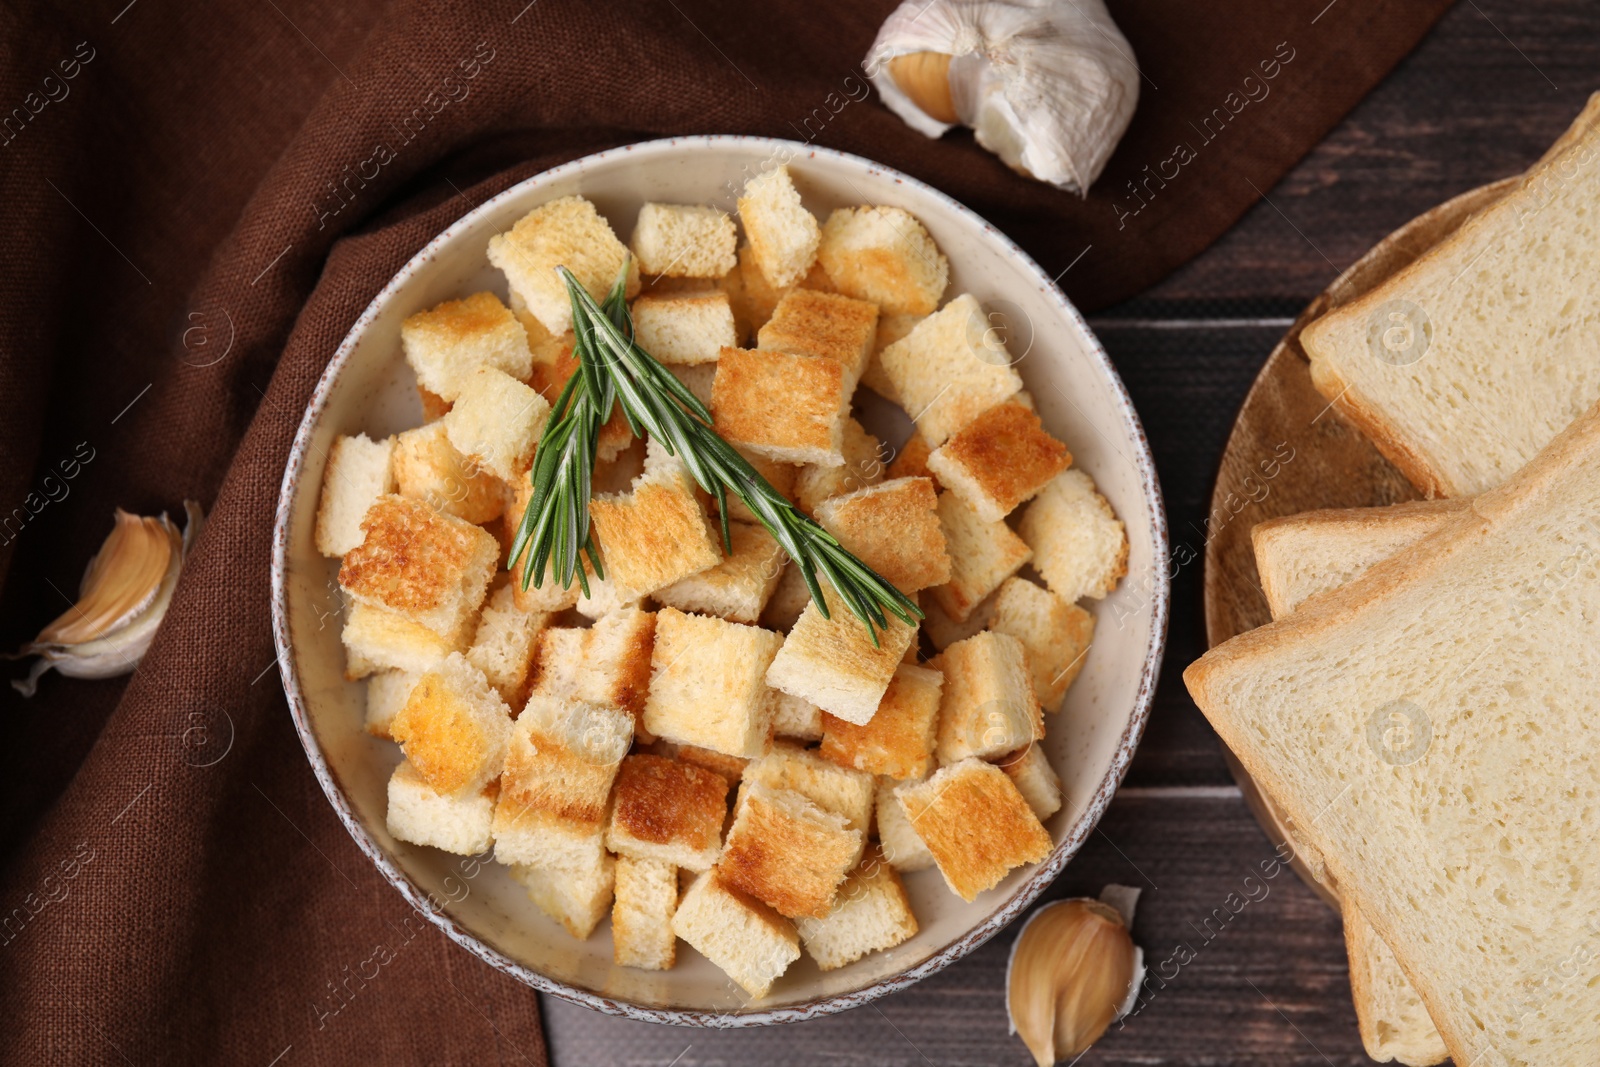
[418,387,452,421]
[794,845,918,971]
[858,313,926,403]
[759,561,814,632]
[507,288,555,352]
[672,870,800,998]
[341,604,461,680]
[1017,470,1129,603]
[930,492,1032,622]
[712,346,848,467]
[818,206,948,316]
[718,783,861,919]
[820,663,942,780]
[487,195,640,335]
[897,758,1052,901]
[511,851,615,939]
[926,401,1071,522]
[613,856,679,970]
[814,477,950,593]
[389,652,514,797]
[654,740,749,784]
[738,165,820,288]
[315,433,396,557]
[768,689,823,742]
[919,593,994,652]
[575,574,647,621]
[590,440,721,597]
[365,669,419,739]
[989,577,1093,711]
[400,291,533,402]
[529,608,657,738]
[606,753,730,871]
[793,418,886,516]
[630,202,738,278]
[743,742,875,843]
[934,631,1043,764]
[654,521,785,624]
[441,366,550,482]
[887,430,936,484]
[631,290,738,365]
[492,692,633,870]
[643,607,783,758]
[391,422,504,524]
[466,581,550,705]
[765,585,919,725]
[879,294,1023,446]
[385,760,496,855]
[757,289,879,393]
[665,363,718,408]
[339,495,499,642]
[996,744,1062,821]
[875,777,935,872]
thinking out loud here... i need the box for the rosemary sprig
[509,261,923,644]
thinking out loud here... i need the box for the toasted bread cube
[814,477,950,593]
[590,440,721,598]
[400,291,532,402]
[632,291,737,366]
[342,604,460,680]
[365,670,420,739]
[757,289,879,394]
[920,593,994,652]
[820,664,942,780]
[390,652,513,797]
[934,631,1043,764]
[511,851,615,939]
[996,744,1062,821]
[712,346,848,467]
[930,492,1032,623]
[713,447,799,526]
[887,429,936,484]
[507,287,555,351]
[990,577,1094,711]
[631,202,737,278]
[654,740,749,784]
[1017,470,1129,603]
[794,418,886,516]
[794,845,918,971]
[879,294,1023,446]
[725,242,832,335]
[859,313,927,404]
[738,165,820,289]
[744,742,875,843]
[606,753,730,871]
[759,561,814,632]
[654,521,784,624]
[875,778,935,872]
[385,760,496,855]
[643,607,783,758]
[487,195,639,335]
[466,581,550,705]
[338,495,499,641]
[673,870,800,998]
[613,856,679,970]
[765,585,919,725]
[718,783,862,919]
[575,577,646,622]
[441,366,550,482]
[926,401,1071,522]
[391,422,504,525]
[530,608,657,738]
[665,363,718,409]
[492,693,633,870]
[818,207,948,316]
[315,433,396,557]
[769,689,823,741]
[897,758,1051,900]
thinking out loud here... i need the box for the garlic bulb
[868,0,1140,194]
[11,501,203,697]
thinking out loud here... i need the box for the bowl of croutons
[271,136,1168,1024]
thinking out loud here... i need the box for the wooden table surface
[544,3,1598,1063]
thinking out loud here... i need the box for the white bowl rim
[270,134,1170,1028]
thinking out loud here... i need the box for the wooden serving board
[1199,175,1517,907]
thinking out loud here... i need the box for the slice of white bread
[630,203,737,279]
[613,855,679,970]
[672,870,801,998]
[1299,94,1600,497]
[314,433,396,557]
[1185,402,1600,1066]
[737,165,820,289]
[793,845,919,971]
[1345,904,1448,1067]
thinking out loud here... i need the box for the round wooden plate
[1200,175,1518,907]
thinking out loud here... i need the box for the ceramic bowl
[271,136,1168,1026]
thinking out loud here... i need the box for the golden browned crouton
[897,758,1051,901]
[606,753,731,871]
[926,401,1071,522]
[813,477,951,593]
[820,663,942,781]
[717,783,861,919]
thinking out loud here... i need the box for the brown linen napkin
[0,0,1451,1061]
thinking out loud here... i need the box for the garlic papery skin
[11,501,204,697]
[867,0,1140,194]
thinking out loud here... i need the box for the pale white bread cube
[365,669,420,739]
[759,560,814,632]
[934,631,1043,765]
[653,521,785,625]
[672,870,800,998]
[589,439,721,599]
[875,777,935,872]
[712,345,849,467]
[756,288,879,395]
[814,477,950,593]
[389,652,514,798]
[737,165,820,289]
[341,604,461,681]
[492,692,633,870]
[530,608,657,738]
[575,573,647,621]
[794,845,919,971]
[391,421,504,525]
[995,743,1062,821]
[441,366,550,482]
[487,194,639,335]
[510,851,615,940]
[466,581,550,706]
[507,287,556,354]
[768,688,823,742]
[919,592,994,652]
[630,202,737,278]
[926,400,1072,523]
[818,206,948,316]
[765,585,919,725]
[858,312,926,404]
[605,752,730,871]
[314,433,395,557]
[819,663,942,781]
[385,760,496,855]
[631,290,738,366]
[930,491,1031,623]
[743,742,875,845]
[666,363,718,409]
[1017,470,1128,603]
[717,783,862,920]
[989,577,1094,711]
[794,418,885,516]
[879,294,1023,446]
[613,855,679,970]
[643,607,783,758]
[400,291,532,402]
[897,758,1051,901]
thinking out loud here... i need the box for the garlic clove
[888,52,959,125]
[1006,894,1141,1065]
